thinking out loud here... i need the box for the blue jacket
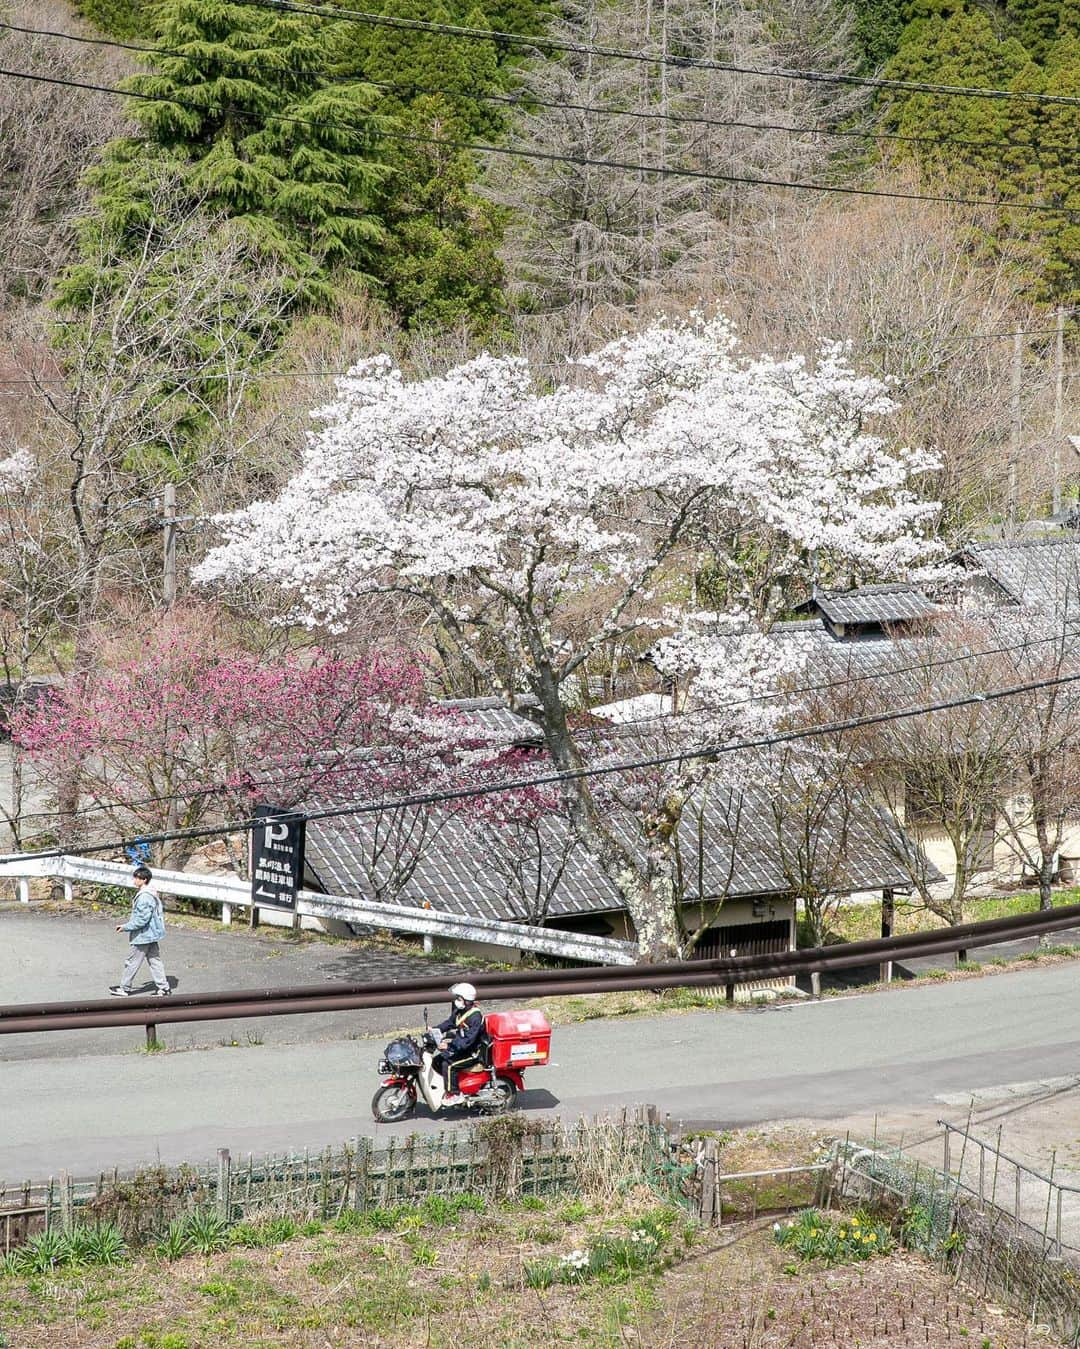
[436,1004,485,1059]
[122,888,165,945]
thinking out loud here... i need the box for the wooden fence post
[58,1171,73,1233]
[700,1139,718,1226]
[216,1148,232,1222]
[354,1137,371,1212]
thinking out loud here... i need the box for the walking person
[110,866,171,997]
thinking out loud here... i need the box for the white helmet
[449,982,477,1003]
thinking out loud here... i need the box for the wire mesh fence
[832,1134,1080,1345]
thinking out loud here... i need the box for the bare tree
[9,179,292,841]
[985,608,1080,913]
[0,2,132,316]
[493,0,865,338]
[727,185,1075,533]
[468,788,582,927]
[859,625,1019,926]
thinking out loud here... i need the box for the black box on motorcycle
[485,1010,551,1070]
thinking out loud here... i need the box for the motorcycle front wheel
[484,1078,517,1114]
[372,1083,416,1123]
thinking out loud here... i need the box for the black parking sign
[250,804,306,911]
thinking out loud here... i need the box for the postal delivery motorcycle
[372,1008,551,1122]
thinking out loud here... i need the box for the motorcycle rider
[433,982,486,1102]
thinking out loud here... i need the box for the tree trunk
[528,663,682,961]
[1033,792,1055,913]
[55,601,96,853]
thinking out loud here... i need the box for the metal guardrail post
[943,1129,951,1179]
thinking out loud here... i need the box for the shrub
[180,1210,230,1256]
[84,1163,208,1243]
[523,1211,671,1288]
[62,1222,128,1266]
[13,1230,67,1273]
[155,1219,193,1261]
[773,1209,892,1265]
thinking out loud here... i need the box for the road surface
[4,951,1080,1180]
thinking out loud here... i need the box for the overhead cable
[2,17,1074,163]
[6,665,1080,865]
[0,63,1075,218]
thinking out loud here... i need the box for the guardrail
[1,852,638,966]
[1,899,1078,1039]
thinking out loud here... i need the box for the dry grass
[650,1226,1059,1348]
[0,1172,1065,1349]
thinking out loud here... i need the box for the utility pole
[1053,305,1065,516]
[163,482,177,611]
[1008,330,1022,527]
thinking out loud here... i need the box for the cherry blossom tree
[196,313,942,959]
[11,613,446,870]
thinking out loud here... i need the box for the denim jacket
[122,888,166,945]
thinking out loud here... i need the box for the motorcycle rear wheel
[372,1083,415,1123]
[483,1078,517,1114]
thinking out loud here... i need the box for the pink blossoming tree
[12,614,446,869]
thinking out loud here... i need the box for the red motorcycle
[372,1009,551,1122]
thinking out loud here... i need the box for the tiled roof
[964,538,1080,614]
[805,584,937,626]
[303,785,927,925]
[437,697,543,745]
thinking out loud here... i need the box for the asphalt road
[0,904,467,1059]
[4,946,1080,1181]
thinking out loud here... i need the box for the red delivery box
[485,1009,552,1070]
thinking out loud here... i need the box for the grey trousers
[119,941,168,992]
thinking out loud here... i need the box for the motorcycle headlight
[378,1059,389,1073]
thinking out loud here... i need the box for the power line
[8,664,1080,866]
[233,0,1080,110]
[0,318,1073,395]
[3,17,1074,165]
[0,62,1075,219]
[13,611,1080,829]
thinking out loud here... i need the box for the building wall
[907,815,1080,893]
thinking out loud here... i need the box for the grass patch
[825,887,1080,946]
[531,986,723,1025]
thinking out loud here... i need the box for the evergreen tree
[849,0,907,71]
[880,5,1078,302]
[74,0,149,39]
[1007,0,1068,60]
[360,0,503,137]
[380,95,507,328]
[68,0,394,308]
[345,0,509,326]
